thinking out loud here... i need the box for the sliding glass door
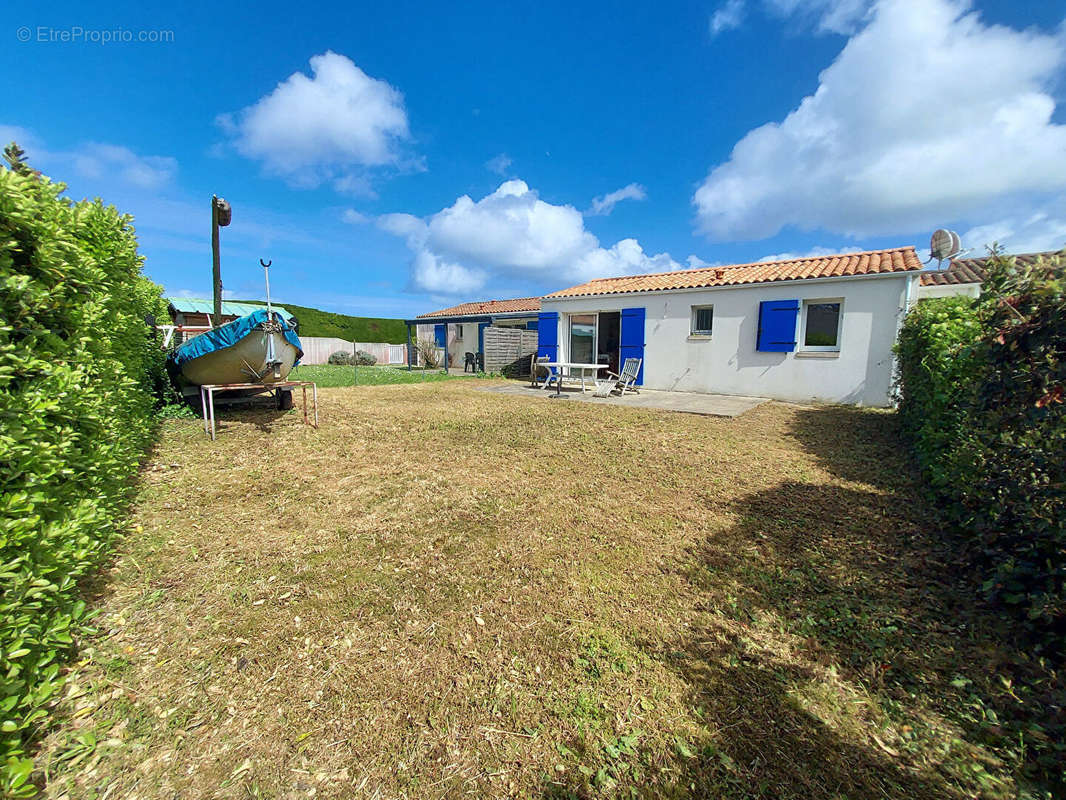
[569,314,597,364]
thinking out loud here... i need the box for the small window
[456,324,464,337]
[802,300,842,350]
[691,305,714,336]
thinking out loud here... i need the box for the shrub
[328,350,353,365]
[414,337,443,369]
[967,253,1065,639]
[353,349,377,366]
[0,161,167,794]
[896,251,1065,648]
[895,297,982,492]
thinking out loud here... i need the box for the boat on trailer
[168,308,304,406]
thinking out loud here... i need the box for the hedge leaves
[896,252,1065,648]
[0,166,167,795]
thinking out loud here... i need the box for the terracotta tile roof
[544,247,923,299]
[417,296,541,319]
[919,251,1063,286]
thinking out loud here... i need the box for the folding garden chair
[592,357,642,397]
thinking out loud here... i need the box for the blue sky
[4,0,1065,318]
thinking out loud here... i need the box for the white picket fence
[299,336,407,365]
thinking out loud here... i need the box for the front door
[597,312,621,374]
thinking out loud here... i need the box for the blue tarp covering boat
[169,309,303,386]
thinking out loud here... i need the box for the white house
[537,247,925,407]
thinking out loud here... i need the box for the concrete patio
[477,382,768,417]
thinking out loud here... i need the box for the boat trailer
[200,380,318,440]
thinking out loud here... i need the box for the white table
[540,362,609,396]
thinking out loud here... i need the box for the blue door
[537,312,559,360]
[619,307,645,385]
[433,324,446,348]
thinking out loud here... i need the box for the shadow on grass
[542,405,1059,799]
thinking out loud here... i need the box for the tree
[2,142,38,177]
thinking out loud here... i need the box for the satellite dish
[930,228,962,262]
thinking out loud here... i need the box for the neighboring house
[409,297,541,367]
[918,251,1062,299]
[538,248,924,407]
[167,298,294,330]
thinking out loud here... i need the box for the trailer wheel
[276,389,294,410]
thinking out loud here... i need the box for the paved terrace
[477,383,768,417]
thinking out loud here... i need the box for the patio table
[540,362,609,396]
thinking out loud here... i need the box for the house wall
[917,282,980,299]
[541,273,918,407]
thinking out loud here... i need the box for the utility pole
[211,195,232,328]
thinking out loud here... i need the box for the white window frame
[800,298,844,352]
[690,305,714,337]
[567,312,598,363]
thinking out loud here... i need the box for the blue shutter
[757,300,799,352]
[434,324,446,348]
[619,307,646,385]
[537,312,559,360]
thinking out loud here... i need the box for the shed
[167,298,295,328]
[406,297,540,370]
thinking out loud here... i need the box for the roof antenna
[927,228,967,270]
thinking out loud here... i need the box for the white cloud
[485,153,513,175]
[694,0,1066,242]
[71,144,177,189]
[587,183,647,216]
[218,51,411,191]
[962,204,1066,255]
[0,124,35,151]
[758,245,864,262]
[711,0,746,35]
[710,0,872,37]
[1,125,177,190]
[687,255,721,268]
[341,209,370,225]
[380,179,683,295]
[765,0,872,34]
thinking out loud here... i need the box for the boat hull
[180,330,299,386]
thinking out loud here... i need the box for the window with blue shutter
[619,307,646,385]
[757,300,799,352]
[433,324,446,348]
[537,311,559,360]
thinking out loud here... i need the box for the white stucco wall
[541,273,919,407]
[916,282,980,299]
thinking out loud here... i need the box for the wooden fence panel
[483,327,538,374]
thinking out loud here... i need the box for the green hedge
[0,166,167,795]
[235,300,408,343]
[896,253,1065,646]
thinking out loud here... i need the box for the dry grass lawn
[37,382,1041,798]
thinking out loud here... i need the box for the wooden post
[211,196,222,328]
[406,323,413,371]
